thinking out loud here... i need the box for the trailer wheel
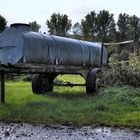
[32,74,53,94]
[86,68,101,95]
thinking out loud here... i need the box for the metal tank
[0,23,108,67]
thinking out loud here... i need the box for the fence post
[0,71,5,103]
[100,37,104,66]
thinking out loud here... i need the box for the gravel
[0,122,139,140]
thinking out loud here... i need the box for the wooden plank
[0,63,92,75]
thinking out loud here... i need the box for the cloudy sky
[0,0,140,32]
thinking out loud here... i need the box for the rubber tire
[32,74,53,94]
[86,69,99,95]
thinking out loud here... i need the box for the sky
[0,0,140,32]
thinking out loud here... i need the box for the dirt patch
[0,122,139,140]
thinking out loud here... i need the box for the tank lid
[0,28,24,65]
[10,23,31,32]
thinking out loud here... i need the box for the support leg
[0,71,5,103]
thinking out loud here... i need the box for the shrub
[118,50,129,61]
[99,54,140,87]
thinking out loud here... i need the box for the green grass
[0,75,140,128]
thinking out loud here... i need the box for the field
[0,75,140,128]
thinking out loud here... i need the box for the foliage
[75,11,140,56]
[0,14,7,32]
[118,50,130,61]
[129,15,140,55]
[0,80,140,127]
[96,10,116,42]
[81,11,97,40]
[100,55,140,87]
[46,13,72,37]
[117,13,130,41]
[117,14,140,41]
[129,15,140,37]
[72,22,82,39]
[29,21,41,32]
[80,10,116,42]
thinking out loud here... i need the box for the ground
[0,122,140,140]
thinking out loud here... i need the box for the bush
[118,50,129,61]
[100,54,140,87]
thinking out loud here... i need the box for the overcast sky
[0,0,140,32]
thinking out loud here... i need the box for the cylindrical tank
[0,23,108,67]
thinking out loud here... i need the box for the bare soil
[0,122,140,140]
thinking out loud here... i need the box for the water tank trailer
[0,23,108,95]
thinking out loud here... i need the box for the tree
[29,21,41,32]
[72,22,82,39]
[46,13,72,37]
[96,10,116,42]
[0,15,7,32]
[81,11,97,40]
[81,19,91,40]
[129,15,140,55]
[117,13,130,41]
[96,10,116,65]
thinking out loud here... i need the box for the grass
[0,75,140,128]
